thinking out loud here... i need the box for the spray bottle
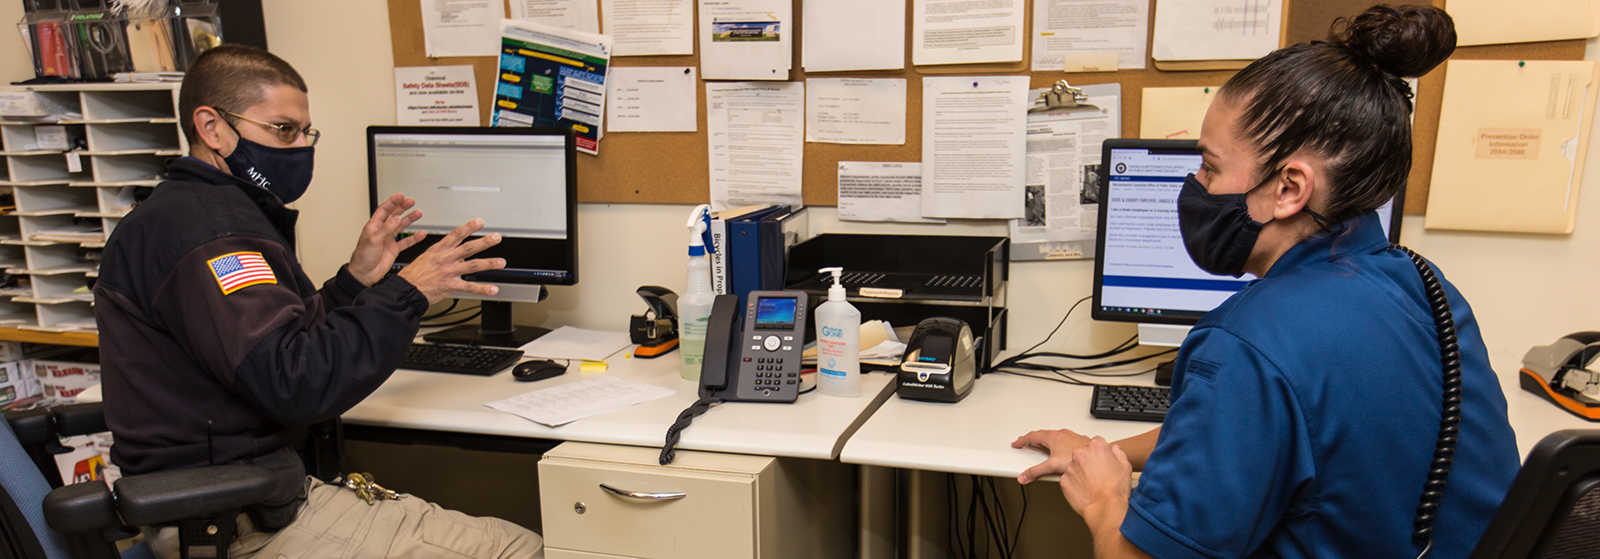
[814,267,862,397]
[679,205,717,380]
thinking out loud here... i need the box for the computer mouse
[512,360,566,382]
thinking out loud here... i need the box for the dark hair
[178,44,307,144]
[1218,5,1456,224]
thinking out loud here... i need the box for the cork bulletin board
[386,0,1585,212]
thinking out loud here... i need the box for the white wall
[3,0,1594,385]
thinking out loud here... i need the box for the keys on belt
[338,472,403,505]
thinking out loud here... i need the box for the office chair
[2,403,278,559]
[1471,429,1600,558]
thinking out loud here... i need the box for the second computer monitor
[1090,138,1402,331]
[367,125,578,346]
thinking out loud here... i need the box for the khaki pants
[144,477,543,559]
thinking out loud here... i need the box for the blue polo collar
[1264,212,1391,279]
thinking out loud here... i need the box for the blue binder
[727,205,785,304]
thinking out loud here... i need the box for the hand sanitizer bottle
[679,205,716,380]
[815,267,861,397]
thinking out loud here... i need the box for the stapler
[1521,331,1600,421]
[630,286,679,359]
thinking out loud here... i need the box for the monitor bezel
[1091,138,1206,326]
[1090,138,1408,326]
[366,125,579,288]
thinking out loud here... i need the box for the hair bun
[1332,4,1457,78]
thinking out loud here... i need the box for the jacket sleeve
[149,235,428,427]
[317,264,371,310]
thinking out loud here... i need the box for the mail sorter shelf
[784,233,1009,369]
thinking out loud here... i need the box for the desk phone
[700,291,808,402]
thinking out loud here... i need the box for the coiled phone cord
[1395,245,1464,559]
[660,396,722,465]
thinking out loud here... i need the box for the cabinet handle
[599,483,686,501]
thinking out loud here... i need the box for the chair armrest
[4,408,55,448]
[42,480,119,534]
[50,402,107,437]
[115,464,278,526]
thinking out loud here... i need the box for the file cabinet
[539,442,853,559]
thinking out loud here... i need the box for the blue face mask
[222,120,315,204]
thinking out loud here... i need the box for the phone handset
[1398,245,1464,559]
[697,294,742,396]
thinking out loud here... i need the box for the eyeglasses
[221,110,321,146]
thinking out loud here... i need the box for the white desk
[343,355,897,460]
[843,367,1596,478]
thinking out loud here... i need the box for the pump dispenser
[679,205,716,380]
[814,267,862,396]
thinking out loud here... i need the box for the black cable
[420,311,482,328]
[1015,295,1092,358]
[1394,245,1462,558]
[659,396,721,465]
[1009,480,1029,557]
[421,299,459,320]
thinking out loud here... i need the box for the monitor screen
[367,126,578,299]
[1091,139,1402,326]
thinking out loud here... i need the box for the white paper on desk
[1009,84,1120,249]
[510,0,600,32]
[395,66,481,126]
[912,0,1024,66]
[802,0,904,72]
[602,0,694,55]
[707,82,805,210]
[1151,0,1280,63]
[519,326,633,361]
[699,0,792,80]
[806,78,906,145]
[1031,0,1147,71]
[420,0,504,57]
[486,376,676,427]
[607,67,698,132]
[920,76,1030,219]
[838,162,943,223]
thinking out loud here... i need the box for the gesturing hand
[397,218,506,305]
[1012,428,1093,484]
[348,193,426,286]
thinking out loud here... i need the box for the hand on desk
[1012,428,1092,484]
[1060,437,1152,559]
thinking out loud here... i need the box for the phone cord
[660,396,722,465]
[1396,245,1464,559]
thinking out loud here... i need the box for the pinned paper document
[1448,0,1600,46]
[1426,60,1598,234]
[1139,87,1220,140]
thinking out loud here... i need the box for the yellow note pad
[1139,86,1221,140]
[1426,60,1598,234]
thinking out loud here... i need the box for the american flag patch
[207,252,276,295]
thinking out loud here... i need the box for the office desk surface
[842,368,1595,479]
[343,355,897,460]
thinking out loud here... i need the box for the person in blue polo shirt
[1013,5,1518,558]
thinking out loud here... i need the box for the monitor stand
[423,301,550,348]
[1138,323,1192,387]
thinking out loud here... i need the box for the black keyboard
[1090,385,1171,423]
[399,343,524,376]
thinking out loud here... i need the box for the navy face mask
[1175,170,1278,278]
[222,120,315,204]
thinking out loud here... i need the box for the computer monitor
[1091,138,1403,346]
[367,126,578,348]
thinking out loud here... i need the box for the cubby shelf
[0,83,181,333]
